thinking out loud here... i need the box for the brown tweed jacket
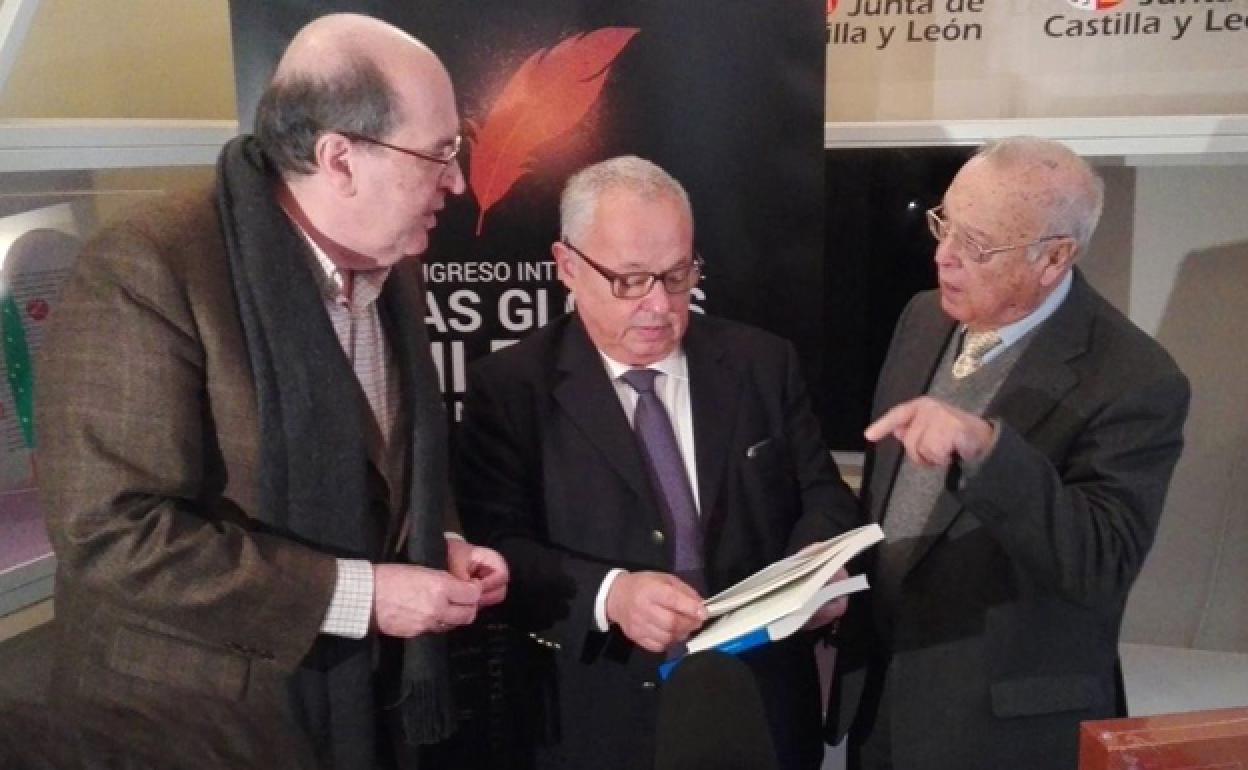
[35,186,420,767]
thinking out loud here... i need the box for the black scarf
[215,136,455,767]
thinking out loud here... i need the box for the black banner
[229,3,828,764]
[230,0,829,431]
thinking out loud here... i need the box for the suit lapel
[986,276,1092,437]
[552,317,660,517]
[899,273,1094,574]
[684,318,743,528]
[870,301,957,524]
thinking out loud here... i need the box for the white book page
[703,524,883,617]
[689,572,871,653]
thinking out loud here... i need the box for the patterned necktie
[619,368,706,593]
[952,329,1002,379]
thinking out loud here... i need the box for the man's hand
[446,537,509,607]
[802,567,851,631]
[605,572,708,653]
[373,564,481,638]
[864,396,996,467]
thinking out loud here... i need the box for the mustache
[629,312,676,327]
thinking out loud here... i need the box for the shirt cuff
[594,568,626,632]
[321,559,374,639]
[444,531,465,542]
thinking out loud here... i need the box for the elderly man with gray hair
[455,155,861,770]
[826,137,1190,770]
[37,13,506,769]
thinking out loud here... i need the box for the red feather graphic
[467,27,640,235]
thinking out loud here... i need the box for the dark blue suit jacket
[456,312,860,770]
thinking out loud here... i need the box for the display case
[0,124,229,616]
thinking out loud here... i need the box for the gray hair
[254,54,398,176]
[976,136,1105,258]
[560,156,693,243]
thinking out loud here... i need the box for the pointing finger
[865,401,916,443]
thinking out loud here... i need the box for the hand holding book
[660,524,884,678]
[605,571,707,653]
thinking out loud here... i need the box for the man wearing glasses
[825,137,1190,770]
[36,14,506,769]
[455,156,861,770]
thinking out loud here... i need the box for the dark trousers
[847,657,893,770]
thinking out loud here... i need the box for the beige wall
[1110,163,1248,654]
[825,3,1248,121]
[0,0,236,119]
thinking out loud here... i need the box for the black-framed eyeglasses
[340,131,463,166]
[926,205,1071,264]
[561,239,703,299]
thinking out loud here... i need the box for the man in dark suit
[826,137,1190,770]
[455,156,861,770]
[35,14,506,770]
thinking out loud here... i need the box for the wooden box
[1080,707,1248,770]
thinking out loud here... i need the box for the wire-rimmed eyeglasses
[561,239,703,299]
[926,205,1071,264]
[340,131,463,166]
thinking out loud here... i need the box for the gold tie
[952,330,1002,379]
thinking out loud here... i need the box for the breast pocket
[740,434,800,518]
[743,434,788,474]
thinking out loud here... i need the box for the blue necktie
[620,368,706,594]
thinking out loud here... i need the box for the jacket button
[650,530,665,545]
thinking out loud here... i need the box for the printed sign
[826,0,1248,120]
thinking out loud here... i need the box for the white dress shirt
[593,348,702,631]
[978,270,1072,364]
[300,237,392,639]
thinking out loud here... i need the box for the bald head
[934,137,1100,331]
[254,13,450,176]
[275,14,433,84]
[973,137,1104,255]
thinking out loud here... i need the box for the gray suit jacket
[36,187,432,767]
[827,271,1190,770]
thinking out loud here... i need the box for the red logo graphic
[26,298,49,321]
[1065,0,1124,10]
[828,0,839,14]
[466,27,640,236]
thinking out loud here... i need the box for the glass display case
[0,162,219,616]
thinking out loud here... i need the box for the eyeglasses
[340,131,463,166]
[561,239,703,299]
[926,205,1070,264]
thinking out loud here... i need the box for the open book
[660,523,884,678]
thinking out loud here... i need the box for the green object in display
[1,293,36,448]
